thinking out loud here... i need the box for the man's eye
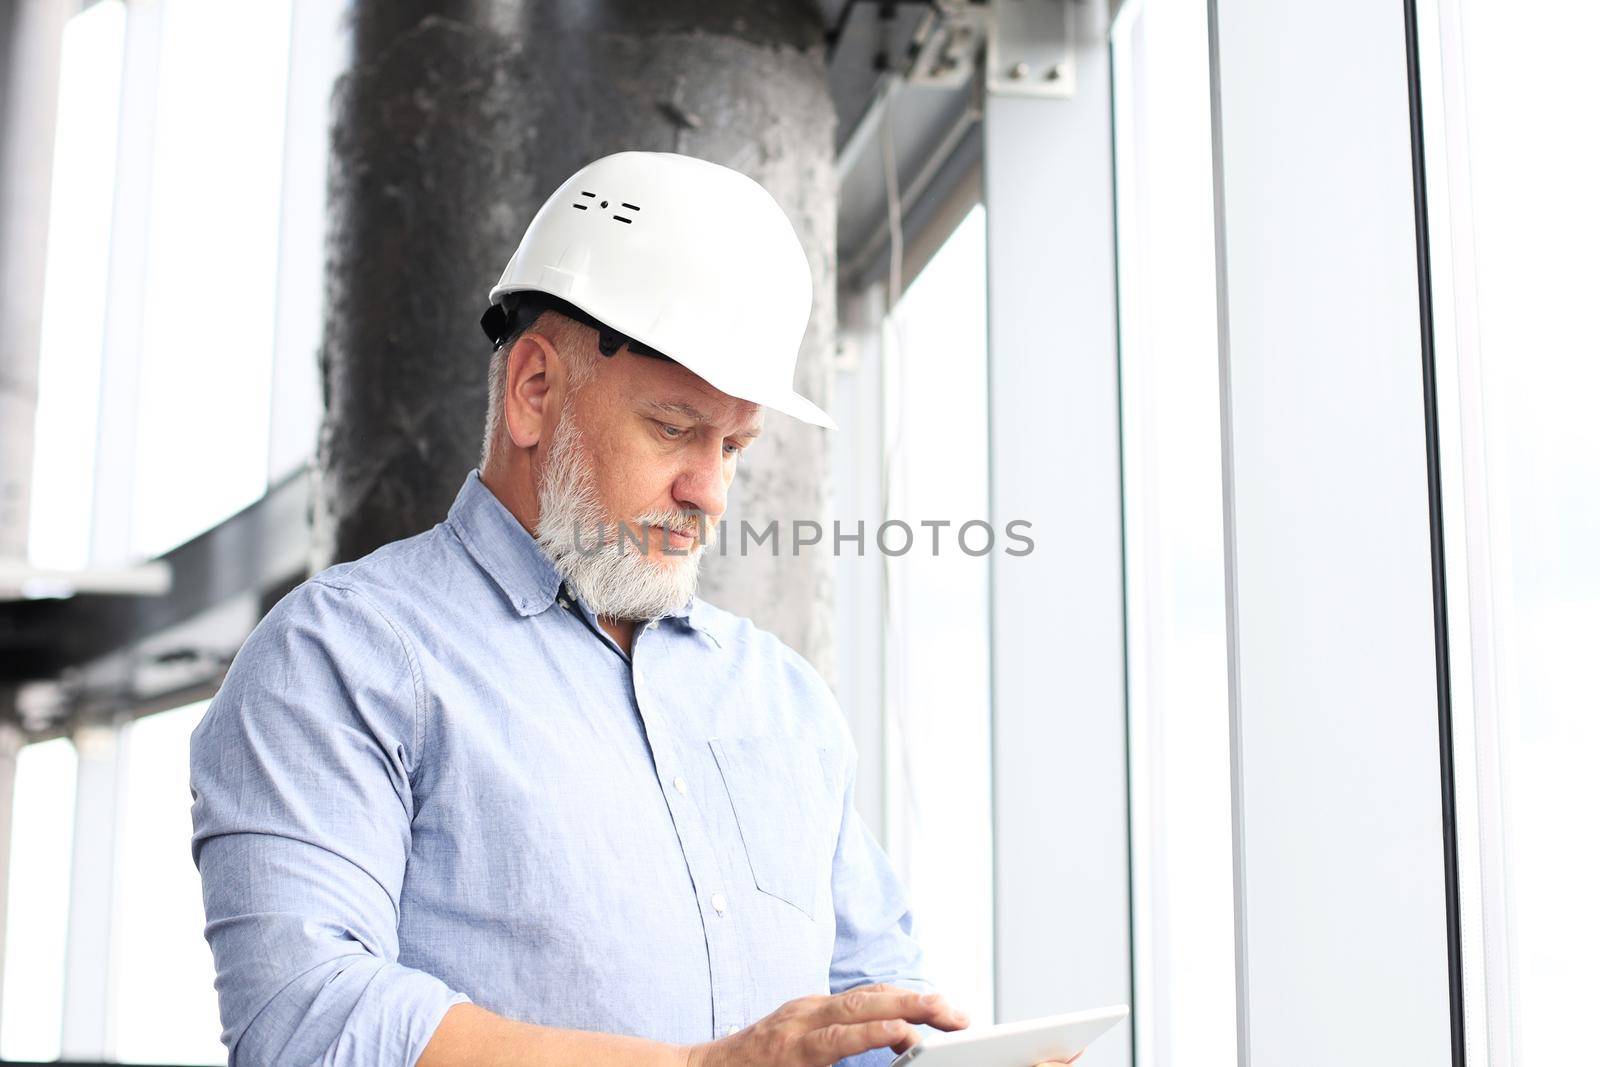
[723,440,744,456]
[658,423,686,440]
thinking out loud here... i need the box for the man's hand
[684,983,967,1067]
[681,984,1087,1067]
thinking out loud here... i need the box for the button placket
[631,643,748,1038]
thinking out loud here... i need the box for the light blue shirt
[189,469,930,1066]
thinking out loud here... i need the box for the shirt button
[710,892,728,915]
[645,619,660,631]
[673,776,688,795]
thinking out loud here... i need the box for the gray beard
[533,412,706,621]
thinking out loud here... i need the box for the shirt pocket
[709,735,836,921]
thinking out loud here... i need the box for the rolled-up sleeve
[189,578,469,1066]
[826,722,934,1067]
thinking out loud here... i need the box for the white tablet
[889,1003,1130,1067]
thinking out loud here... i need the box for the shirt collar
[446,469,717,640]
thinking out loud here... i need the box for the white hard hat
[482,150,835,430]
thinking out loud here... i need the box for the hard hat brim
[758,388,838,431]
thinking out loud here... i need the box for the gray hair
[480,310,600,469]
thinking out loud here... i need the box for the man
[191,151,1076,1067]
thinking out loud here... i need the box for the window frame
[1207,0,1465,1062]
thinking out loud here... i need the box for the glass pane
[267,0,345,483]
[1430,2,1600,1060]
[109,702,226,1064]
[882,204,994,1023]
[26,0,127,571]
[0,738,79,1061]
[1112,2,1238,1064]
[131,0,292,558]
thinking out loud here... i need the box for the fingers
[822,987,970,1033]
[757,985,971,1066]
[797,1018,920,1062]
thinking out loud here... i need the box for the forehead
[608,351,764,431]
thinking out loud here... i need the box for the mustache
[634,510,714,544]
[633,511,710,537]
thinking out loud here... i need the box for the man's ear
[503,331,557,449]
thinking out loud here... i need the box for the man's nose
[673,443,729,522]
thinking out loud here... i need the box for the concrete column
[316,1,838,668]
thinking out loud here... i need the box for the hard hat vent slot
[572,193,640,221]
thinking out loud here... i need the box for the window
[26,0,126,571]
[131,0,294,557]
[1421,1,1600,1061]
[1112,1,1237,1063]
[109,702,225,1064]
[8,5,331,1054]
[0,709,225,1064]
[0,738,78,1061]
[881,204,995,1023]
[26,0,329,570]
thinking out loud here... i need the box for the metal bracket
[905,2,986,89]
[985,0,1076,99]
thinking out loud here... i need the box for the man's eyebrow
[643,399,762,437]
[643,399,711,422]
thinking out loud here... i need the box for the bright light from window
[883,204,994,1023]
[109,701,225,1064]
[1112,1,1238,1064]
[1441,2,1600,1059]
[0,737,79,1061]
[26,0,127,571]
[132,0,292,558]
